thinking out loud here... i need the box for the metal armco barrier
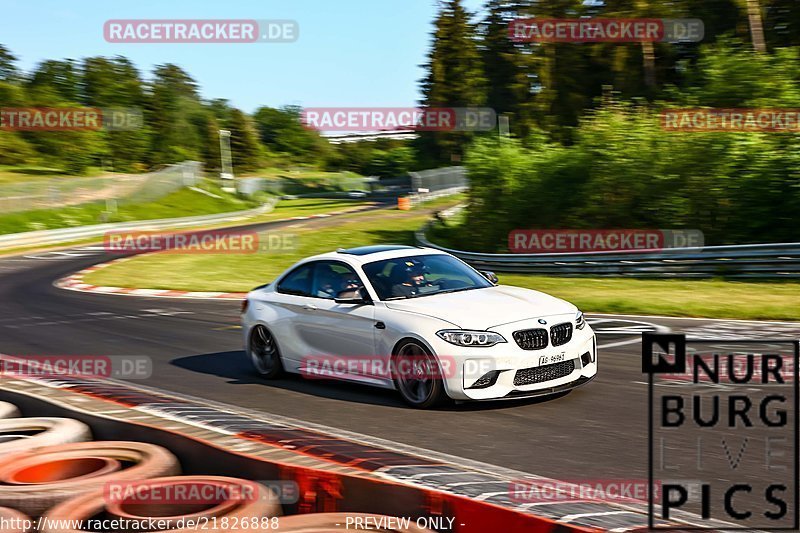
[417,225,800,278]
[0,200,276,250]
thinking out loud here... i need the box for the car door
[296,261,380,383]
[267,262,318,368]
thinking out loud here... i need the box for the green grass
[497,275,800,321]
[0,181,263,234]
[0,198,369,257]
[247,198,368,223]
[83,196,800,320]
[0,165,108,183]
[84,200,462,292]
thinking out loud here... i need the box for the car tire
[392,339,446,409]
[249,325,284,379]
[0,402,20,419]
[0,440,180,517]
[0,417,92,455]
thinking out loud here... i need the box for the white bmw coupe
[241,245,597,408]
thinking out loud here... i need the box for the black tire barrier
[0,418,91,455]
[0,441,180,517]
[0,402,20,420]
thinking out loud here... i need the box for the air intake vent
[550,322,573,346]
[514,360,575,386]
[513,328,548,350]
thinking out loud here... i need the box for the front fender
[374,307,463,399]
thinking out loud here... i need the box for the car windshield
[362,254,493,301]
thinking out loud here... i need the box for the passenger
[316,267,341,298]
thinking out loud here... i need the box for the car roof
[338,245,417,256]
[302,245,448,266]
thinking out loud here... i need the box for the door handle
[303,304,318,311]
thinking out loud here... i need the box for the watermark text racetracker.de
[0,107,142,131]
[103,230,297,254]
[509,229,704,254]
[510,479,661,504]
[509,18,704,43]
[300,354,499,383]
[663,109,800,132]
[301,107,497,132]
[104,19,298,43]
[104,479,291,505]
[0,355,152,380]
[644,333,799,529]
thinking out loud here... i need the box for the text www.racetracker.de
[0,516,283,531]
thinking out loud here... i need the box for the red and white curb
[55,257,248,300]
[53,206,376,300]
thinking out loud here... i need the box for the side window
[312,261,364,299]
[277,263,314,296]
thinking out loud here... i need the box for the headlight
[436,330,506,347]
[576,310,586,330]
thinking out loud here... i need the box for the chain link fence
[236,173,368,197]
[0,161,202,214]
[409,166,467,193]
[236,168,467,198]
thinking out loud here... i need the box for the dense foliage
[2,0,800,245]
[0,47,412,176]
[421,0,800,246]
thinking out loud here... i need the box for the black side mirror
[335,287,372,305]
[480,270,499,285]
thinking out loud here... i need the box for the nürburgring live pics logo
[644,333,799,529]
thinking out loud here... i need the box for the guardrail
[0,199,276,251]
[416,221,800,278]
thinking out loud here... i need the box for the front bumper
[430,318,598,401]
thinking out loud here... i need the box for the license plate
[539,353,565,366]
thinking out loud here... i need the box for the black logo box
[643,333,799,530]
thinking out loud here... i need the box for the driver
[391,260,431,298]
[340,274,362,292]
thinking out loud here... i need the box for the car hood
[383,285,576,330]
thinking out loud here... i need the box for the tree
[146,64,204,164]
[196,113,222,173]
[28,60,80,102]
[416,0,486,165]
[479,0,536,137]
[763,0,800,47]
[253,105,331,164]
[0,44,18,81]
[81,56,145,107]
[226,108,262,173]
[81,57,150,171]
[519,0,597,139]
[365,146,415,177]
[743,0,768,53]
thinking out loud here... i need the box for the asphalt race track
[1,212,799,492]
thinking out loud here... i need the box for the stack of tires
[0,401,431,532]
